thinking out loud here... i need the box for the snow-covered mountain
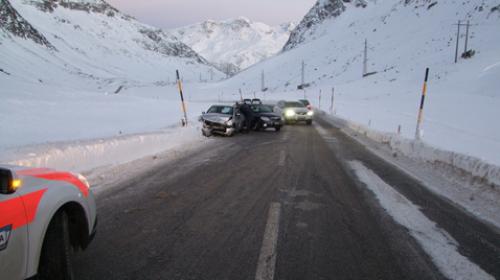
[172,17,295,75]
[0,0,224,91]
[0,0,225,150]
[216,0,500,166]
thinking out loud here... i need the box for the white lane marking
[278,150,286,167]
[255,203,281,280]
[349,161,494,280]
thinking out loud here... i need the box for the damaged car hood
[201,113,231,125]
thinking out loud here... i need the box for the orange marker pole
[415,68,429,140]
[176,70,188,126]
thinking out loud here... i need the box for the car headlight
[261,116,270,122]
[76,173,91,189]
[226,119,234,126]
[307,111,314,116]
[285,110,296,117]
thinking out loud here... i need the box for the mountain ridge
[172,17,295,75]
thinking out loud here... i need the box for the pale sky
[106,0,316,29]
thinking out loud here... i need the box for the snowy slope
[215,0,500,166]
[0,0,224,89]
[172,17,295,74]
[0,0,224,150]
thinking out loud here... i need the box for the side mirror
[0,168,21,194]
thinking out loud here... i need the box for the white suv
[275,100,314,125]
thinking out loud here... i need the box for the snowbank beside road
[1,125,208,174]
[323,113,500,188]
[350,161,494,280]
[317,112,500,228]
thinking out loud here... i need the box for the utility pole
[363,39,368,77]
[415,68,430,140]
[454,20,461,63]
[209,69,214,81]
[176,70,188,126]
[330,87,335,114]
[319,90,322,110]
[239,88,243,101]
[261,70,265,92]
[464,20,470,53]
[301,60,305,86]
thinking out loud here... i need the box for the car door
[0,192,29,280]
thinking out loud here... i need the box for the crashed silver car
[200,105,245,137]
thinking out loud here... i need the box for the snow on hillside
[1,0,224,88]
[172,17,295,75]
[0,0,227,151]
[214,0,500,166]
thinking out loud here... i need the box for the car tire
[38,211,74,280]
[306,120,313,125]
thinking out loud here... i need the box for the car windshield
[299,100,310,106]
[251,105,273,113]
[285,102,306,108]
[207,106,233,115]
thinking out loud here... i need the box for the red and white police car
[0,165,97,280]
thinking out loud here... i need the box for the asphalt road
[73,116,500,280]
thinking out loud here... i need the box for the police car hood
[202,113,231,125]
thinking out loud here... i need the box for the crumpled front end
[201,119,235,137]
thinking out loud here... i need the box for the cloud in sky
[106,0,316,28]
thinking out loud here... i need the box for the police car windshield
[207,106,233,115]
[285,102,305,108]
[251,105,273,113]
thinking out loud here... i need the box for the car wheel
[275,126,281,132]
[306,120,313,125]
[38,211,74,280]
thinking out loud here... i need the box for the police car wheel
[38,211,75,280]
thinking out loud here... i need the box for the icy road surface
[72,117,499,280]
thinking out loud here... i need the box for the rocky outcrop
[283,0,346,51]
[139,29,207,64]
[0,0,55,48]
[27,0,118,16]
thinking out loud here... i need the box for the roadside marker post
[319,90,322,110]
[176,70,188,127]
[415,68,430,140]
[454,20,461,63]
[330,87,335,114]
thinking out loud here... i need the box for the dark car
[251,98,262,105]
[200,104,245,137]
[251,104,283,131]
